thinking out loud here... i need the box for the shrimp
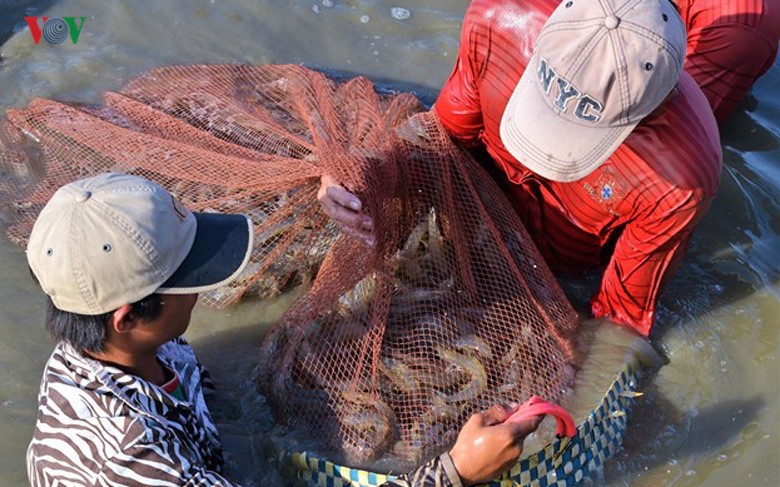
[378,356,420,394]
[338,392,396,463]
[436,346,488,403]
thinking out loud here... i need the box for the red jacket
[433,0,722,336]
[679,0,780,122]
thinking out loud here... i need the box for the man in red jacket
[320,0,722,337]
[679,0,780,122]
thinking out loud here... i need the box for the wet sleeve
[431,7,485,148]
[98,441,240,486]
[379,452,463,487]
[685,22,779,122]
[590,190,714,337]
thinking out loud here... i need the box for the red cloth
[161,370,181,394]
[433,0,722,336]
[678,0,780,122]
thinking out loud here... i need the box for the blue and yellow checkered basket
[283,363,642,487]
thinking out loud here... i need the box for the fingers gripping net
[0,65,580,470]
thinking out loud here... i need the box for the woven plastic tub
[283,362,643,487]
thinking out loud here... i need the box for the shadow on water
[607,377,765,484]
[720,96,779,154]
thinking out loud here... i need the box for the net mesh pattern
[0,64,579,469]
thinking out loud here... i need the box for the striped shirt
[385,454,462,487]
[678,0,780,122]
[27,339,231,486]
[434,0,722,336]
[27,339,461,486]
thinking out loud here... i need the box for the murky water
[0,1,777,485]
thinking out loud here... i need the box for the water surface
[0,1,777,485]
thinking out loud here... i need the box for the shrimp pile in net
[0,64,579,469]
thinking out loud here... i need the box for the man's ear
[108,304,137,334]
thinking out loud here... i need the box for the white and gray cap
[499,0,686,182]
[26,173,253,315]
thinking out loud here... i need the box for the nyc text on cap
[500,0,686,182]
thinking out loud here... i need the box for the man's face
[135,293,198,350]
[158,293,198,341]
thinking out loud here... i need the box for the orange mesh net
[0,64,579,469]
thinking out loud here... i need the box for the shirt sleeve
[432,6,485,148]
[684,21,778,122]
[380,452,463,487]
[172,336,216,397]
[590,189,714,337]
[97,441,241,487]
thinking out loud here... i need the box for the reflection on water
[0,1,778,486]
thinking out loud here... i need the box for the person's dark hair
[44,293,165,353]
[30,265,166,352]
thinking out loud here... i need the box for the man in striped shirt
[320,0,722,337]
[26,173,255,485]
[26,173,543,486]
[679,0,780,122]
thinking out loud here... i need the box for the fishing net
[0,64,580,471]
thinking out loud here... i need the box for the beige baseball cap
[499,0,686,182]
[27,173,253,315]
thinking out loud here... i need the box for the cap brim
[499,54,637,183]
[157,212,253,294]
